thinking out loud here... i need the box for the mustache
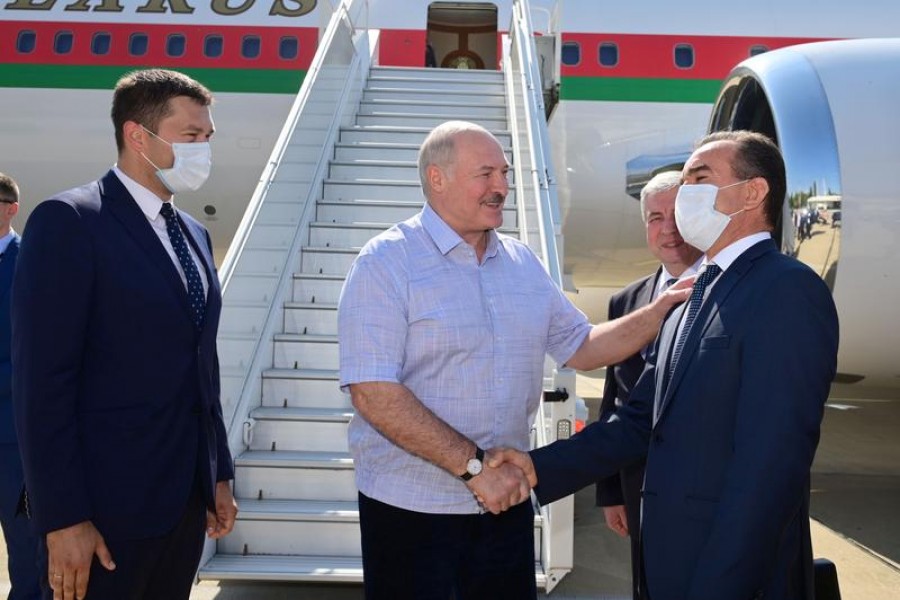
[483,193,505,204]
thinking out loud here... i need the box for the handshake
[465,448,539,514]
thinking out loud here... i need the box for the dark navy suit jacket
[12,170,234,540]
[0,234,23,513]
[533,239,839,600]
[596,268,658,509]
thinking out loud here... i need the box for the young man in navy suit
[492,131,839,600]
[595,170,702,599]
[0,173,41,600]
[12,69,237,600]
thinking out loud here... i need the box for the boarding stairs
[202,66,528,583]
[200,0,577,591]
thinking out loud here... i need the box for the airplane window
[167,34,186,58]
[242,35,261,59]
[598,42,618,67]
[674,44,694,69]
[561,41,580,66]
[129,33,148,57]
[279,36,298,60]
[749,45,769,57]
[54,31,74,54]
[204,35,223,58]
[92,32,111,55]
[17,30,36,54]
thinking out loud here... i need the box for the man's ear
[744,176,769,211]
[122,121,147,154]
[427,163,445,194]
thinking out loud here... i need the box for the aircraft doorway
[426,2,499,70]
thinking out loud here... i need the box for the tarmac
[3,370,898,599]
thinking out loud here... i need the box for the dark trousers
[38,479,206,600]
[0,444,42,600]
[358,492,537,600]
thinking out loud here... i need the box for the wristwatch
[460,446,485,481]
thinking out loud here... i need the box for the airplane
[2,0,899,399]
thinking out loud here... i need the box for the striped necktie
[160,202,205,330]
[668,264,721,375]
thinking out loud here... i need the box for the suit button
[653,433,664,444]
[192,405,202,415]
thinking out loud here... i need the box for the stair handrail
[219,0,361,287]
[505,0,577,592]
[217,0,369,444]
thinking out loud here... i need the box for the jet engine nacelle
[708,38,900,397]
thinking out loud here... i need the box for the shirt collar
[112,165,172,221]
[421,202,499,260]
[657,254,704,296]
[706,231,771,272]
[0,228,16,254]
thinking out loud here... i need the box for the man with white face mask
[12,69,236,600]
[595,170,702,599]
[491,131,839,600]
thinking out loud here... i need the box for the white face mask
[140,126,211,194]
[675,180,748,252]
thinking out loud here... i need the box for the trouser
[38,478,206,600]
[358,492,538,600]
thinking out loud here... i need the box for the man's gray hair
[639,170,682,222]
[417,120,495,196]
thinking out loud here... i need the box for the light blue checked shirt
[339,203,592,514]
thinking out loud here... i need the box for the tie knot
[697,263,721,287]
[159,202,176,221]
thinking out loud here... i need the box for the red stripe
[561,33,833,79]
[0,21,317,69]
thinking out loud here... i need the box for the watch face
[467,458,483,476]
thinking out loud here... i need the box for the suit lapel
[0,237,18,302]
[99,171,196,324]
[654,239,777,423]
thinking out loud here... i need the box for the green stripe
[0,64,305,94]
[561,76,722,103]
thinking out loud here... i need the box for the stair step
[356,112,507,130]
[248,406,350,452]
[199,554,363,583]
[272,333,339,371]
[339,125,512,146]
[365,77,505,94]
[363,87,506,105]
[299,246,360,276]
[234,450,357,501]
[315,198,517,228]
[308,221,390,247]
[251,406,353,423]
[358,99,507,118]
[282,302,338,335]
[291,272,345,305]
[220,499,361,556]
[260,368,348,410]
[200,554,548,587]
[369,65,504,80]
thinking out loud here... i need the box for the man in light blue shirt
[338,121,689,600]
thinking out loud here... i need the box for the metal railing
[215,0,371,456]
[504,0,578,592]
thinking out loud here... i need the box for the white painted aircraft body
[2,0,900,394]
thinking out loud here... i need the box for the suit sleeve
[596,295,624,507]
[12,201,94,534]
[686,269,838,599]
[532,363,654,506]
[207,230,234,482]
